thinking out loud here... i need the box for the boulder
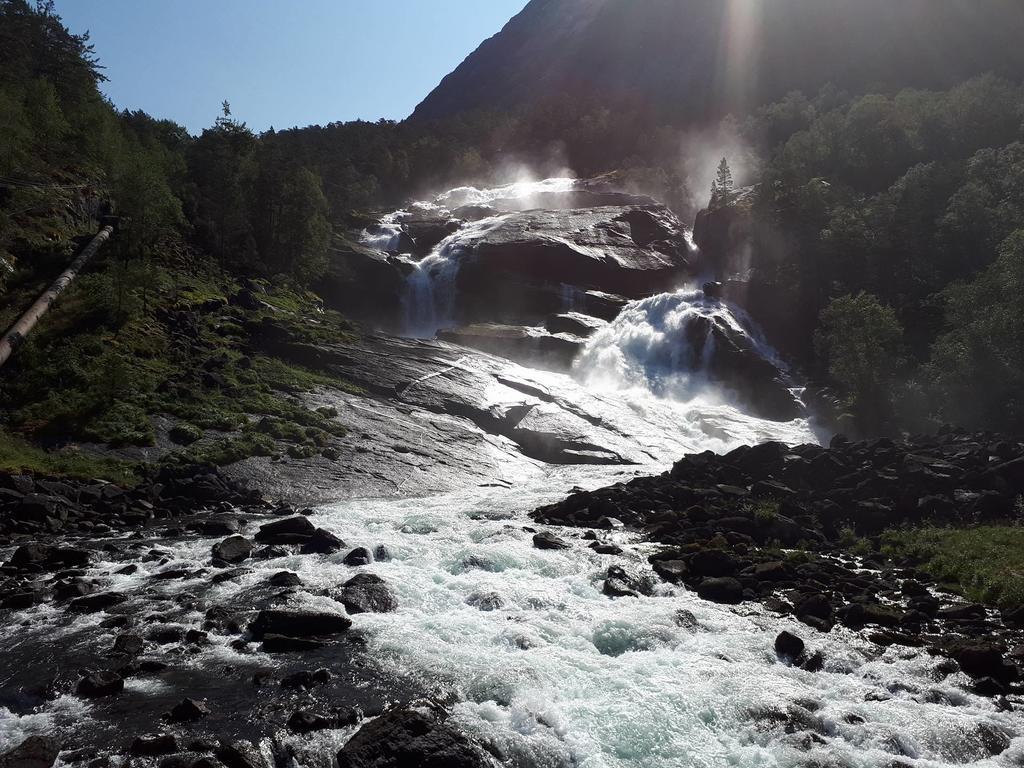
[214,742,270,768]
[339,573,398,614]
[688,549,739,577]
[255,516,316,544]
[167,698,210,722]
[212,536,253,564]
[300,527,346,554]
[343,547,373,566]
[0,737,59,768]
[287,709,339,734]
[268,571,302,587]
[602,565,645,598]
[450,205,691,326]
[336,701,497,768]
[314,238,406,327]
[111,633,144,656]
[652,559,688,583]
[774,630,805,659]
[249,609,352,640]
[10,544,89,570]
[696,577,744,604]
[69,591,126,613]
[532,531,571,550]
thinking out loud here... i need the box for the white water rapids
[1,180,1020,765]
[4,464,1019,766]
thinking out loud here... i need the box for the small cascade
[573,288,794,414]
[360,212,405,252]
[400,215,507,338]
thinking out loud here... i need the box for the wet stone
[167,698,210,722]
[339,573,398,614]
[76,671,124,698]
[343,547,372,566]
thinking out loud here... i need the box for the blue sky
[53,0,526,135]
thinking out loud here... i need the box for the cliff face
[412,0,1024,123]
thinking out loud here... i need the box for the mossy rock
[169,423,203,445]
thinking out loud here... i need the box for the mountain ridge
[412,0,1024,123]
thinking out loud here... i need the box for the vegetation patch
[883,525,1024,609]
[0,429,138,483]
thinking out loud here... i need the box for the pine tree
[710,157,734,207]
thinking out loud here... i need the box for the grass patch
[0,429,138,483]
[882,526,1024,608]
[2,250,362,470]
[180,432,278,466]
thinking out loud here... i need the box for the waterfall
[573,288,787,405]
[360,212,405,252]
[400,215,508,338]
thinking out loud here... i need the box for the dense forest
[2,0,1023,448]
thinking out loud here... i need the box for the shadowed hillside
[413,0,1024,122]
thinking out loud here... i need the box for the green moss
[0,429,138,483]
[882,526,1024,608]
[181,432,278,466]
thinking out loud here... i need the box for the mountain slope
[412,0,1024,122]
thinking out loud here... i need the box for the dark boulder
[602,565,646,598]
[249,609,352,640]
[10,544,89,570]
[688,549,739,578]
[69,591,126,613]
[336,701,496,768]
[343,547,373,566]
[0,737,59,768]
[255,516,315,544]
[532,531,571,550]
[795,594,833,623]
[652,559,688,583]
[696,577,744,604]
[287,709,339,734]
[281,669,332,690]
[212,536,253,564]
[300,527,346,555]
[774,631,805,659]
[948,642,1014,681]
[111,633,144,656]
[339,573,398,614]
[167,698,210,722]
[268,571,302,587]
[214,742,270,768]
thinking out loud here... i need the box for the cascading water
[367,178,580,338]
[360,212,405,252]
[573,288,787,403]
[401,216,506,339]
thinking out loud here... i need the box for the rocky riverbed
[3,432,1024,767]
[534,431,1024,702]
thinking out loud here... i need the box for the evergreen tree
[710,157,734,207]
